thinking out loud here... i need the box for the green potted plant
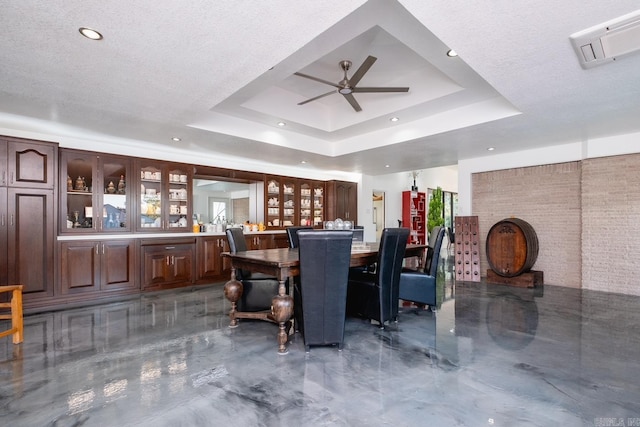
[427,186,444,234]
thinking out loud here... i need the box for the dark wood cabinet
[59,150,133,233]
[0,188,6,287]
[3,138,56,189]
[59,239,136,295]
[196,235,230,282]
[141,240,195,289]
[136,160,192,232]
[1,137,57,304]
[265,177,325,229]
[245,233,276,250]
[326,180,357,223]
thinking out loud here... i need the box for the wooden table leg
[271,279,293,354]
[223,268,243,328]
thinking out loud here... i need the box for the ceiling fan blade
[343,93,362,112]
[297,90,335,105]
[294,72,340,88]
[348,56,377,86]
[352,87,410,93]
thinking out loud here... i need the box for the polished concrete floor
[2,256,640,427]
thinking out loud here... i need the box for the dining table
[222,242,427,354]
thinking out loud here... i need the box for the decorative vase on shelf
[118,175,126,193]
[107,181,116,194]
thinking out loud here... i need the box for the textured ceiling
[1,1,640,176]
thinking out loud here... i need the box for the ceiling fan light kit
[294,55,409,112]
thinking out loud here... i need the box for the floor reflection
[1,257,640,426]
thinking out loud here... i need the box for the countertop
[57,229,287,241]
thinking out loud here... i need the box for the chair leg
[12,288,23,344]
[0,285,23,345]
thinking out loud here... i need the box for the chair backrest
[428,226,446,276]
[376,227,410,320]
[447,226,455,245]
[423,225,443,272]
[298,230,353,345]
[285,226,314,248]
[226,227,248,253]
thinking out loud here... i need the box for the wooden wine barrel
[486,218,539,277]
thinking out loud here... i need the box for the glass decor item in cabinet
[312,182,324,226]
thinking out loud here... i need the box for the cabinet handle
[95,243,99,255]
[1,214,4,227]
[165,246,175,250]
[102,243,105,255]
[171,255,175,265]
[10,172,14,184]
[166,256,170,266]
[10,214,14,226]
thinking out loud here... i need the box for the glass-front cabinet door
[99,156,131,231]
[137,160,191,232]
[266,178,280,228]
[167,165,191,230]
[281,178,296,228]
[60,150,131,233]
[299,182,312,226]
[138,162,164,230]
[265,176,296,229]
[312,181,324,227]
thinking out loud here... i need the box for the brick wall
[472,162,582,288]
[581,154,640,294]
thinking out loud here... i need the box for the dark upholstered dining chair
[404,225,442,275]
[225,228,280,312]
[296,230,353,351]
[285,226,314,248]
[346,227,410,328]
[398,226,446,308]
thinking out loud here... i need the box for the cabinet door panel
[8,141,56,189]
[0,188,6,286]
[7,188,55,297]
[59,241,100,294]
[197,237,223,281]
[101,240,136,290]
[0,143,7,186]
[142,249,170,288]
[171,251,192,283]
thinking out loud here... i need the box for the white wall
[358,166,458,241]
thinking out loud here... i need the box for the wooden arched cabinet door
[6,138,56,189]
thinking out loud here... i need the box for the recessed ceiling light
[390,117,399,122]
[487,147,495,151]
[447,49,458,57]
[79,27,103,40]
[277,121,286,127]
[172,137,181,142]
[385,164,390,168]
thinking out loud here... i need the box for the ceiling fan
[294,55,409,112]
